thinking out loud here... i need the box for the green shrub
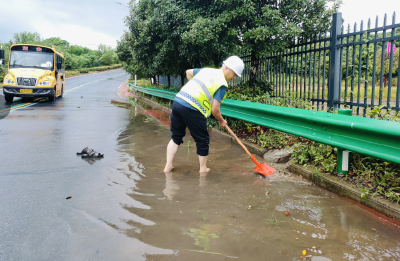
[227,79,273,102]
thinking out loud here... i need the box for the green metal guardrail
[131,85,400,169]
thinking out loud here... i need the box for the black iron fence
[157,12,400,116]
[231,12,400,115]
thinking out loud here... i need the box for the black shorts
[170,101,209,156]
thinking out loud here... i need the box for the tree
[181,0,341,86]
[125,0,233,86]
[12,31,41,44]
[42,37,70,48]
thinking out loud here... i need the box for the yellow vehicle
[1,44,65,103]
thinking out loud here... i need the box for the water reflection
[163,172,180,200]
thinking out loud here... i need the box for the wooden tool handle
[225,125,252,158]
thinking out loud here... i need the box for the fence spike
[360,20,363,31]
[384,13,387,27]
[392,11,396,24]
[375,15,378,28]
[368,18,371,30]
[354,22,357,32]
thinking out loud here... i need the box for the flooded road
[0,70,399,260]
[116,107,400,260]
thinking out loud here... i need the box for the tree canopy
[119,0,340,86]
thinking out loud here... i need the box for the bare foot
[164,166,174,173]
[199,168,210,173]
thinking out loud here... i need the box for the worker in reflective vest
[164,56,245,173]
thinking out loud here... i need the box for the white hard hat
[223,56,244,77]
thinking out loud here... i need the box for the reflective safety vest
[176,68,228,118]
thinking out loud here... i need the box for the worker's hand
[218,119,227,127]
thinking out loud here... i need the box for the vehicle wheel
[5,95,13,103]
[60,86,64,98]
[48,87,56,102]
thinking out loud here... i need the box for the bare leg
[199,155,210,173]
[164,139,179,172]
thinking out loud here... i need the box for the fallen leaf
[282,250,285,253]
[296,238,298,240]
[302,250,306,255]
[248,205,252,210]
[230,214,235,218]
[300,256,303,259]
[305,255,313,258]
[312,246,316,249]
[66,196,72,199]
[285,211,290,216]
[371,228,377,231]
[265,191,269,195]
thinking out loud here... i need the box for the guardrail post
[337,149,350,175]
[336,109,352,175]
[328,12,342,112]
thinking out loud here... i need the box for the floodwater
[113,102,400,260]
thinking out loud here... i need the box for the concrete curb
[112,91,400,224]
[111,99,132,108]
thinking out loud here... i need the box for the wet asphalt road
[0,69,169,260]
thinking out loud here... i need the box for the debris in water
[296,238,298,240]
[248,205,252,210]
[371,228,377,231]
[230,214,235,218]
[305,255,313,258]
[66,196,72,199]
[302,250,306,255]
[265,191,269,195]
[282,250,285,253]
[312,246,316,249]
[285,211,290,216]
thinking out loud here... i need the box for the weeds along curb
[288,162,400,223]
[113,93,400,223]
[66,67,122,79]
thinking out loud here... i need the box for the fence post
[327,12,342,112]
